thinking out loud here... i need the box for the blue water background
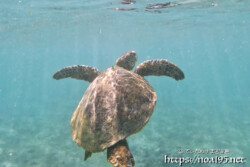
[0,0,250,166]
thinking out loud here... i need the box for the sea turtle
[53,51,184,167]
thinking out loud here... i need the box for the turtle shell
[71,66,157,153]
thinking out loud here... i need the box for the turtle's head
[115,51,138,71]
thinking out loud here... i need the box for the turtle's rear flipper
[134,59,185,80]
[107,139,135,167]
[84,151,92,161]
[53,65,101,82]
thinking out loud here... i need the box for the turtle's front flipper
[53,65,101,82]
[116,51,138,71]
[134,59,185,80]
[107,139,135,167]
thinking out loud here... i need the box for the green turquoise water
[0,0,249,166]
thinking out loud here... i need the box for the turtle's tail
[107,139,135,167]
